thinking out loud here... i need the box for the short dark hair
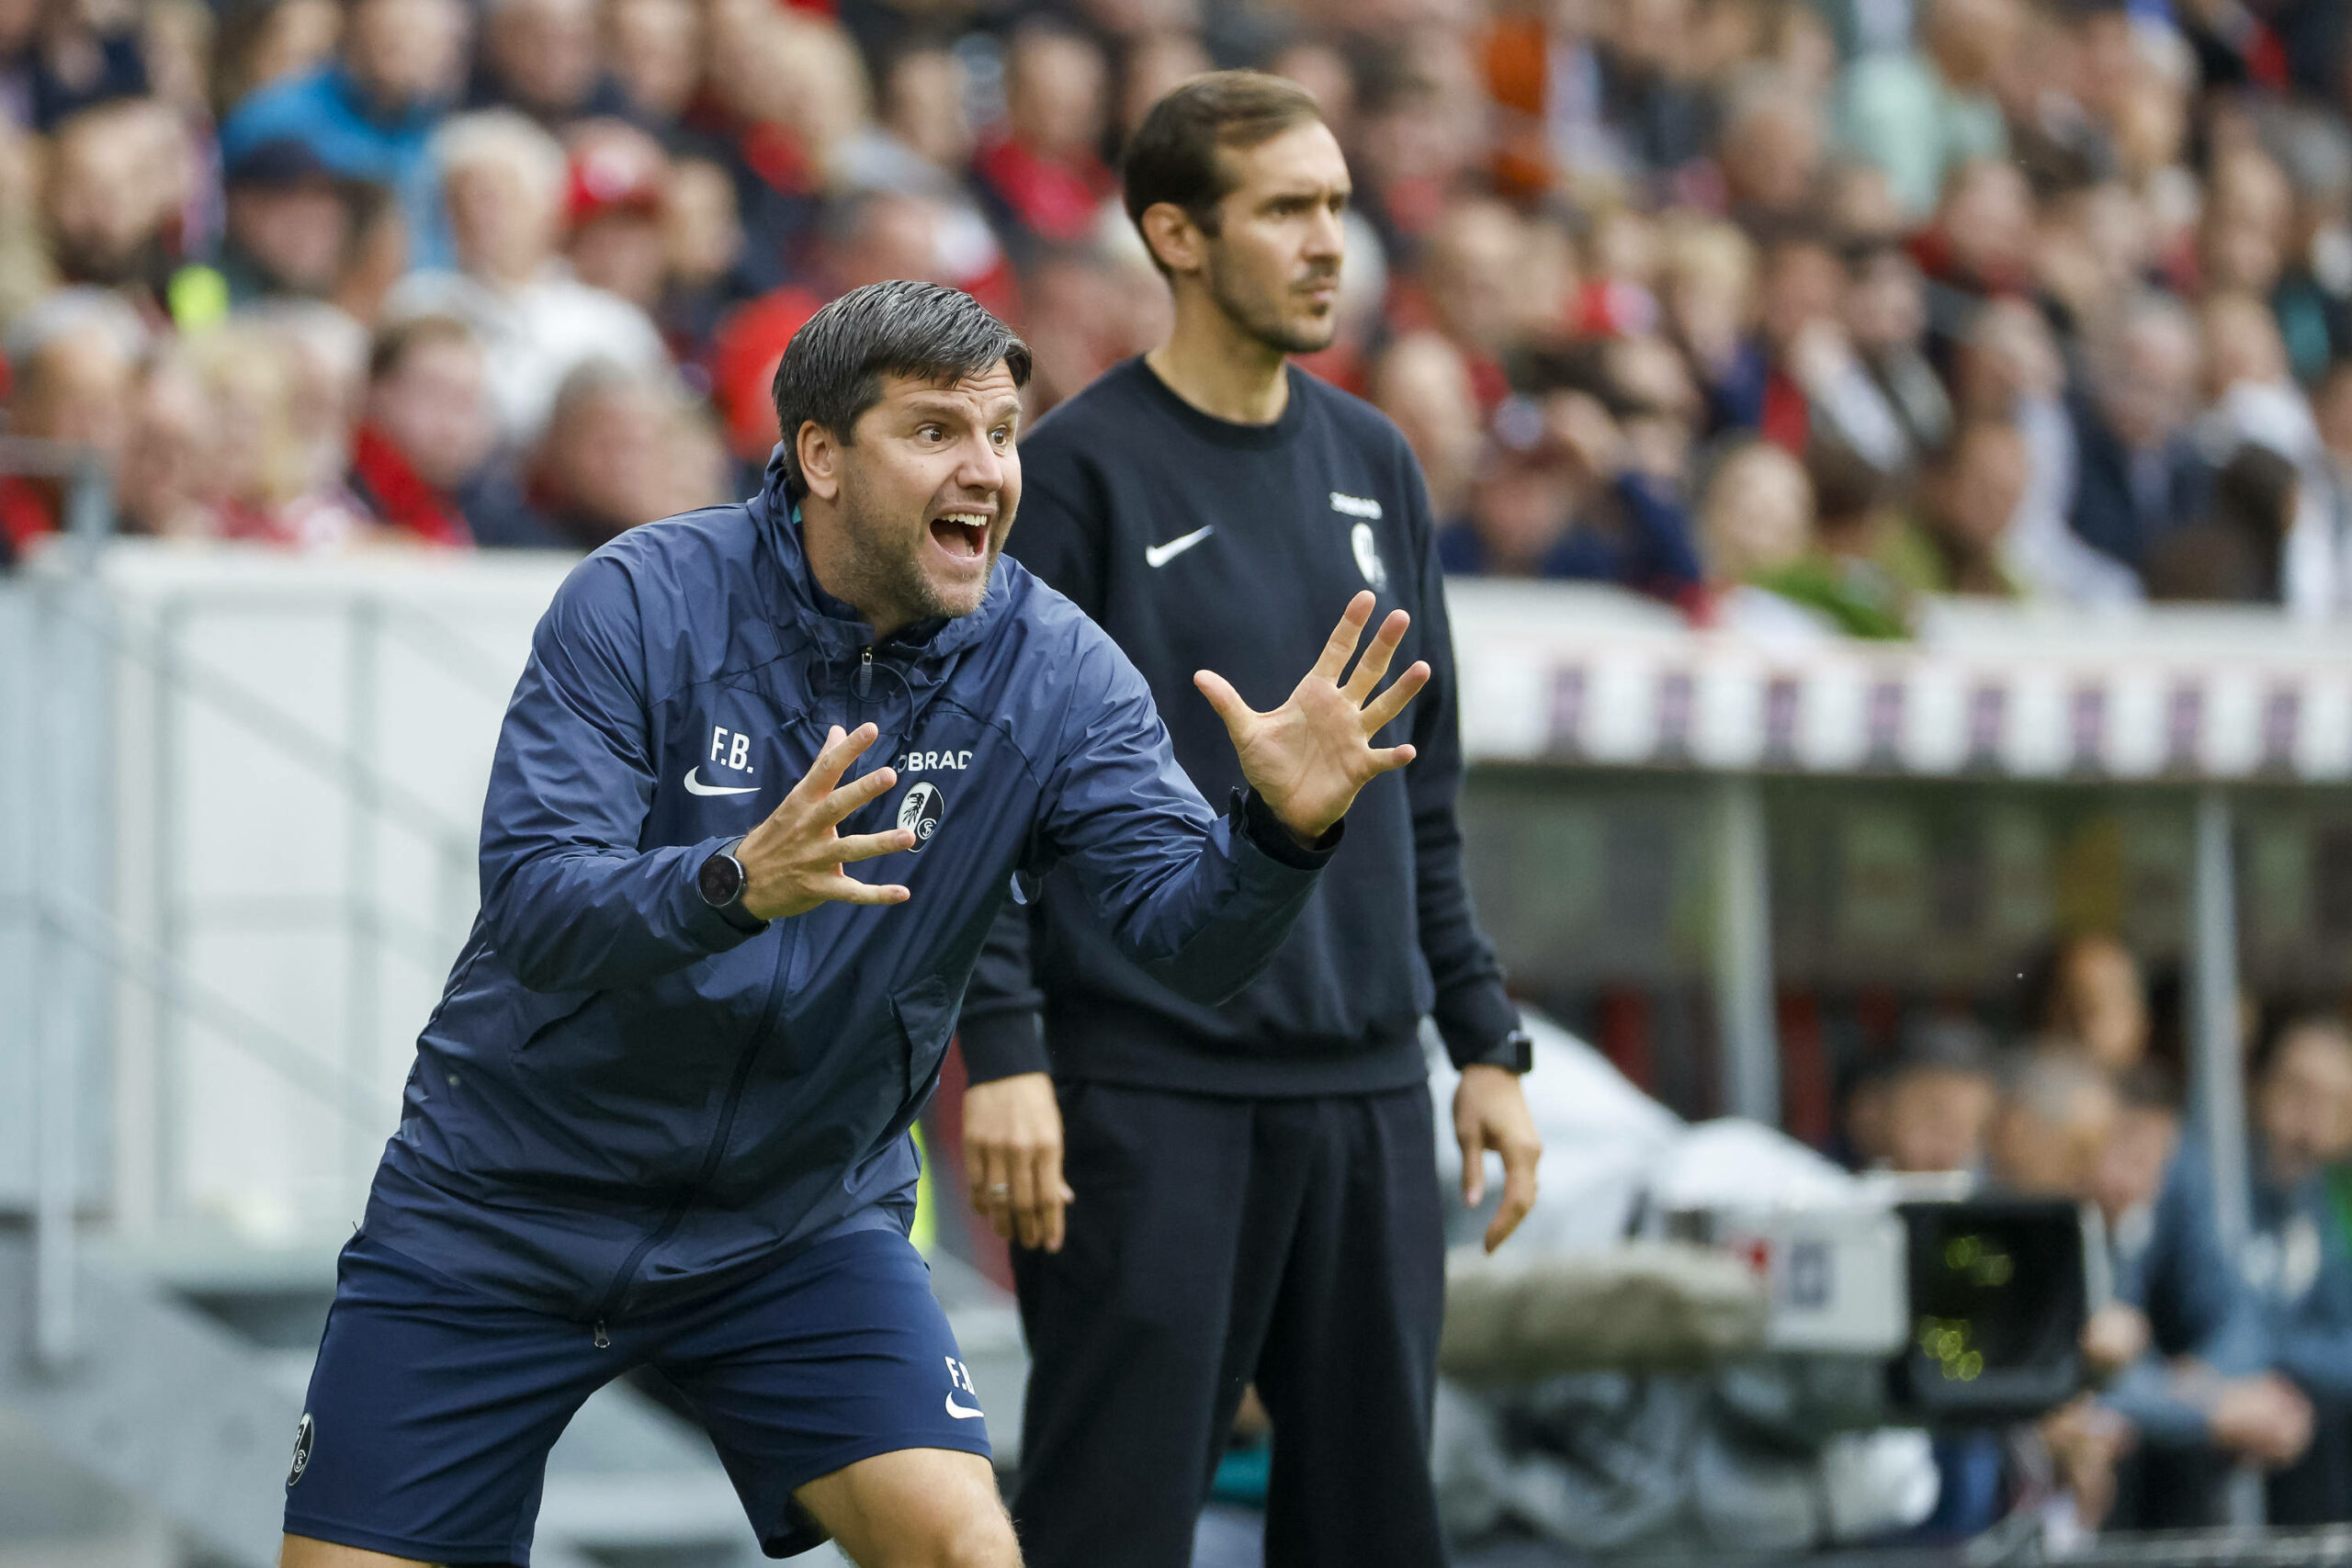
[1121,71,1323,267]
[769,281,1031,493]
[369,312,474,382]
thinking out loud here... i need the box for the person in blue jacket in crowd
[218,0,468,270]
[277,279,1434,1568]
[2087,1061,2313,1529]
[2243,1015,2352,1524]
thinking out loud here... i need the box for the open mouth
[929,511,991,560]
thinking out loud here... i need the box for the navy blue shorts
[282,1225,992,1563]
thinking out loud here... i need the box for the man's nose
[953,432,1007,492]
[1305,205,1345,262]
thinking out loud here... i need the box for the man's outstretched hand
[1195,592,1430,843]
[737,723,917,919]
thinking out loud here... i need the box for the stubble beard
[835,461,1000,630]
[1207,246,1340,358]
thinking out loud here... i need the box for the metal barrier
[2,485,571,1383]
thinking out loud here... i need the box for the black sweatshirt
[957,358,1521,1097]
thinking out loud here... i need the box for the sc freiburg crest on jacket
[897,782,944,851]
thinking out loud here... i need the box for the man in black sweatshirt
[956,73,1542,1567]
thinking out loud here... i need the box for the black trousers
[1009,1080,1448,1568]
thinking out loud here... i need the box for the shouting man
[278,279,1428,1568]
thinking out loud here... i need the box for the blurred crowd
[1843,941,2352,1537]
[0,0,2346,626]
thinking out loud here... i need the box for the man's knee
[928,1507,1021,1568]
[857,1495,1017,1568]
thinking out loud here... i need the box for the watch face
[698,851,744,908]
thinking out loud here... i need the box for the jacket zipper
[855,646,875,699]
[583,911,802,1331]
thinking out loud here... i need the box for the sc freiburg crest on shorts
[287,1412,315,1486]
[897,782,944,851]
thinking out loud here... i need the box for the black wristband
[1463,1028,1534,1074]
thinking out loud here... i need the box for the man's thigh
[278,1538,436,1568]
[655,1226,995,1559]
[283,1232,615,1566]
[794,1447,1016,1568]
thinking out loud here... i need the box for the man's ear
[1139,201,1204,276]
[796,419,842,502]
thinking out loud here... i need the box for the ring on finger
[987,1182,1012,1196]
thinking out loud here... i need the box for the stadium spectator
[1955,296,2145,605]
[2084,1054,2316,1529]
[1836,0,2015,220]
[2068,294,2208,575]
[1442,385,1702,598]
[1881,416,2030,597]
[2033,931,2154,1078]
[1696,436,1830,640]
[0,290,139,570]
[602,0,697,131]
[1714,70,1826,232]
[492,355,684,548]
[1844,241,1950,463]
[1880,1019,1998,1176]
[0,0,149,134]
[2246,1015,2352,1524]
[43,99,183,315]
[181,321,371,547]
[217,0,469,269]
[970,23,1114,254]
[0,287,143,559]
[1415,194,1532,410]
[345,312,497,546]
[383,108,667,443]
[1370,332,1481,533]
[2145,441,2301,604]
[215,137,377,307]
[869,43,976,183]
[254,298,371,499]
[467,0,628,130]
[114,346,213,537]
[561,120,670,313]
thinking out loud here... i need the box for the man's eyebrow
[1259,181,1349,205]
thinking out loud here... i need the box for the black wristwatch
[1469,1028,1535,1075]
[696,837,760,930]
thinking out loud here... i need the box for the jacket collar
[752,446,1005,671]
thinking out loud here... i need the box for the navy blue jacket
[360,457,1334,1321]
[2066,395,2210,573]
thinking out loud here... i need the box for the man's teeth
[933,514,989,557]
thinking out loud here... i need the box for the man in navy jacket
[279,279,1430,1568]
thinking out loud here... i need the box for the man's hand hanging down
[964,1073,1071,1252]
[1195,591,1431,845]
[1455,1066,1542,1252]
[738,724,918,920]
